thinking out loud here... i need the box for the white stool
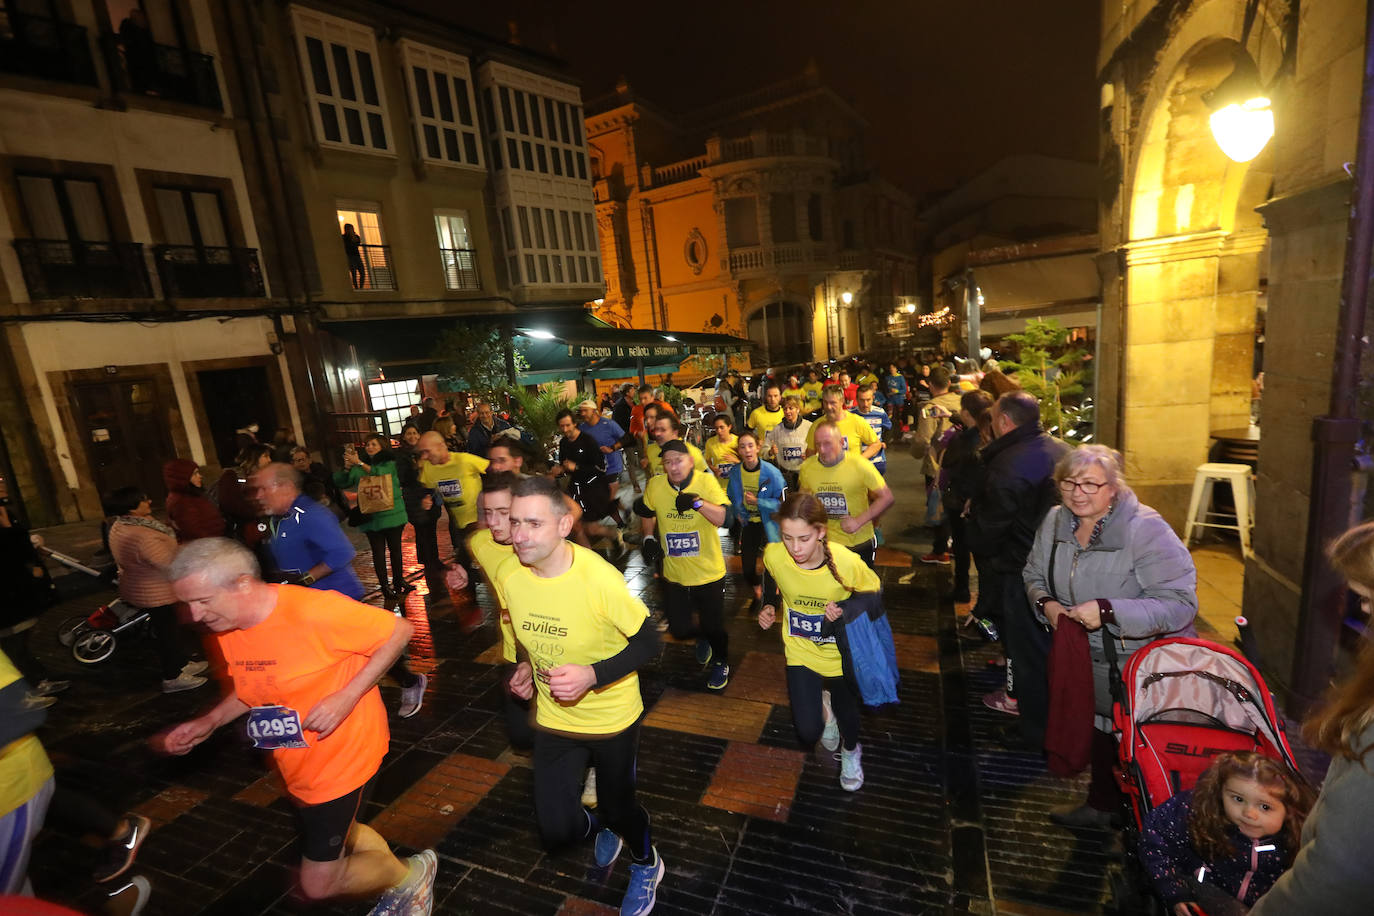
[1184,463,1255,556]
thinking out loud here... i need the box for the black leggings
[146,603,188,680]
[532,724,651,861]
[786,665,861,751]
[365,525,405,590]
[740,521,765,588]
[410,519,446,595]
[502,665,534,751]
[664,578,727,665]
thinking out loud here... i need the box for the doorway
[196,366,277,467]
[72,378,175,506]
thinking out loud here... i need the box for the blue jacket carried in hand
[725,459,786,542]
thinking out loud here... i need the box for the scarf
[113,514,176,538]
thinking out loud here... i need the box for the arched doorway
[747,301,812,367]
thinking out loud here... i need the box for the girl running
[758,492,880,791]
[703,415,739,480]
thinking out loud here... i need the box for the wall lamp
[1204,0,1274,163]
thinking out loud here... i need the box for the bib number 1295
[246,705,309,750]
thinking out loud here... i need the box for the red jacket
[162,459,224,542]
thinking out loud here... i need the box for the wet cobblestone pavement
[21,509,1215,915]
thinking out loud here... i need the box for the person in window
[342,224,364,289]
[118,8,158,95]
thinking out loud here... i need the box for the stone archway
[1118,11,1282,526]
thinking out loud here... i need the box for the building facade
[585,68,918,375]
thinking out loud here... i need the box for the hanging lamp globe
[1204,51,1274,163]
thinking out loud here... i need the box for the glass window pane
[559,211,572,250]
[521,141,533,171]
[412,67,434,118]
[433,71,454,122]
[538,254,549,283]
[507,138,519,168]
[553,255,563,283]
[355,50,380,106]
[551,148,563,176]
[18,176,66,239]
[566,255,576,279]
[531,210,545,248]
[571,106,582,144]
[591,256,601,281]
[545,98,559,141]
[564,149,575,175]
[443,128,460,161]
[500,208,515,248]
[454,77,472,125]
[319,102,341,141]
[483,87,498,132]
[330,44,356,100]
[524,253,536,282]
[343,107,365,145]
[423,124,441,158]
[559,102,570,143]
[65,179,110,242]
[578,256,588,283]
[584,214,596,253]
[546,210,559,250]
[530,95,543,137]
[155,188,192,245]
[490,139,502,169]
[191,191,228,247]
[514,90,528,134]
[572,212,585,250]
[577,153,587,180]
[508,254,521,284]
[517,206,531,248]
[306,38,332,96]
[536,145,547,173]
[500,86,514,132]
[367,112,387,149]
[462,132,478,163]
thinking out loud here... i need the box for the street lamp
[903,302,916,314]
[1205,50,1273,163]
[840,291,853,306]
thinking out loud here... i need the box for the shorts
[295,774,377,862]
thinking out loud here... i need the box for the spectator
[1025,445,1197,826]
[214,443,273,549]
[967,392,1069,750]
[938,389,994,603]
[342,223,364,288]
[465,401,513,458]
[417,397,439,433]
[289,446,338,513]
[117,7,157,94]
[269,426,296,463]
[162,459,224,542]
[912,367,966,565]
[334,435,410,603]
[0,473,66,697]
[396,425,448,607]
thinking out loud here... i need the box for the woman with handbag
[333,434,409,603]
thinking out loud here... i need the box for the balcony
[13,239,152,300]
[0,12,97,85]
[727,242,827,275]
[439,248,480,291]
[154,246,264,298]
[708,130,829,165]
[350,243,396,291]
[98,32,222,110]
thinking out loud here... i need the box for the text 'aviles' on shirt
[763,541,880,678]
[642,468,729,585]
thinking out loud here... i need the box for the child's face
[1222,776,1286,839]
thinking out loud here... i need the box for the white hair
[167,537,261,588]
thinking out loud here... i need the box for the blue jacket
[881,373,907,405]
[725,459,786,542]
[268,495,364,599]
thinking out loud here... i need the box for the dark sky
[415,1,1100,199]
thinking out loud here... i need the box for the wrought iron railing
[439,247,480,291]
[13,239,151,299]
[349,243,396,291]
[153,245,264,298]
[98,32,222,109]
[0,12,97,85]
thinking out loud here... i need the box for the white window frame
[399,40,484,171]
[291,7,394,156]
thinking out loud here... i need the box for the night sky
[401,1,1101,199]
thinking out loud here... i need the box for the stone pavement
[20,455,1287,916]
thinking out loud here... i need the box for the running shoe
[620,848,665,916]
[398,673,428,719]
[160,672,207,694]
[581,767,598,808]
[819,690,840,752]
[982,689,1019,716]
[694,639,712,666]
[93,814,152,883]
[706,663,730,691]
[406,849,438,916]
[919,552,952,565]
[593,827,622,868]
[35,679,71,696]
[105,874,151,916]
[181,659,210,677]
[839,744,864,792]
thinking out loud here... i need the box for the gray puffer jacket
[1023,490,1198,726]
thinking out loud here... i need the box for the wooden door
[72,378,175,505]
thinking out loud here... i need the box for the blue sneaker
[706,663,730,691]
[593,828,623,868]
[620,848,665,916]
[694,639,712,666]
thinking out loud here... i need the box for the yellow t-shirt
[763,542,881,677]
[468,528,517,663]
[0,649,53,818]
[800,381,824,412]
[804,412,878,458]
[495,545,651,735]
[703,434,739,476]
[748,405,785,443]
[646,440,708,477]
[643,468,729,585]
[797,453,886,547]
[740,466,762,521]
[782,386,805,405]
[419,452,490,529]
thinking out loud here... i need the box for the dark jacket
[163,459,224,542]
[939,424,984,514]
[396,444,442,525]
[0,506,54,631]
[966,422,1069,573]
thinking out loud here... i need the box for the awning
[319,311,750,386]
[969,251,1100,317]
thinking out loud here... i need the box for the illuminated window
[367,379,420,435]
[335,203,394,290]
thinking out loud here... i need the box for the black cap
[660,439,690,456]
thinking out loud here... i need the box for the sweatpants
[532,724,651,861]
[786,665,860,751]
[664,577,728,665]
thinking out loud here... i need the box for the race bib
[781,445,804,463]
[788,608,835,644]
[438,478,464,505]
[841,435,851,451]
[716,463,737,477]
[665,531,701,557]
[246,705,308,750]
[817,491,848,518]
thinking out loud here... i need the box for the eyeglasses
[1060,479,1108,495]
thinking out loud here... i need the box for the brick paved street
[21,458,1251,915]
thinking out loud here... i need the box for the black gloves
[675,491,699,512]
[641,536,662,565]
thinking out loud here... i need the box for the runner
[156,538,437,913]
[702,415,739,481]
[644,414,708,478]
[417,431,489,590]
[850,386,893,476]
[797,421,894,569]
[725,432,785,610]
[576,399,627,526]
[637,440,732,690]
[551,410,625,555]
[496,477,664,916]
[747,382,786,459]
[804,385,881,461]
[800,368,824,414]
[765,396,812,491]
[758,492,880,792]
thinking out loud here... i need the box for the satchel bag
[357,473,395,515]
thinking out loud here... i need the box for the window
[808,194,824,242]
[17,175,112,241]
[335,204,394,290]
[293,9,391,153]
[368,379,420,435]
[770,193,797,243]
[724,197,759,248]
[401,42,483,169]
[434,210,478,290]
[154,187,229,248]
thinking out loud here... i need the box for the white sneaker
[819,690,840,752]
[839,743,864,792]
[581,767,598,808]
[161,672,207,694]
[181,659,209,677]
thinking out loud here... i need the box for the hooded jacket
[162,459,224,543]
[966,422,1069,573]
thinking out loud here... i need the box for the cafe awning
[965,235,1101,337]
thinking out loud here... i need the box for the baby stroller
[57,598,150,665]
[1111,636,1305,913]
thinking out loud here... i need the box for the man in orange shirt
[154,538,437,914]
